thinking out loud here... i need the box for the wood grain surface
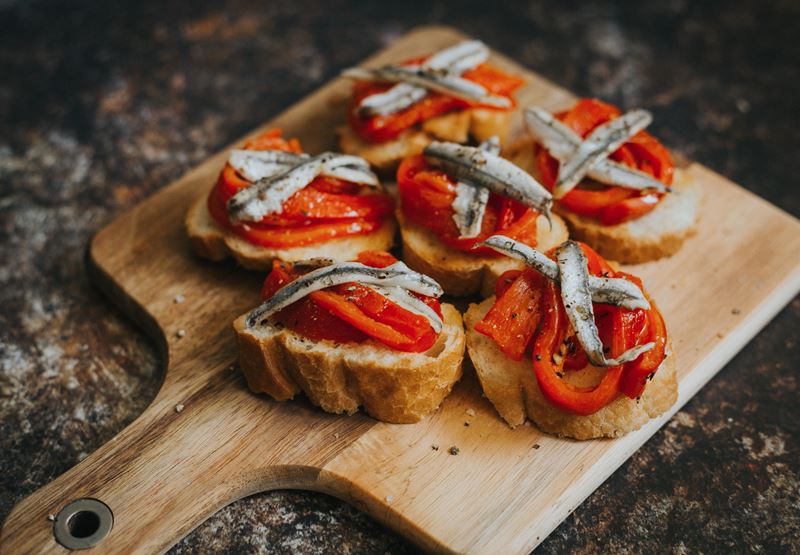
[2,26,799,555]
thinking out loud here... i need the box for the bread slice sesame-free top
[507,138,702,264]
[185,192,396,272]
[234,303,466,424]
[338,107,513,174]
[464,297,678,439]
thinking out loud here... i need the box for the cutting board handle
[0,352,356,554]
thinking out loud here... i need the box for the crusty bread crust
[185,193,396,271]
[507,138,702,264]
[397,209,569,297]
[234,304,465,423]
[465,297,677,439]
[338,107,513,173]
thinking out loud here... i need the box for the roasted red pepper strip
[349,61,524,143]
[260,252,442,353]
[397,154,539,255]
[207,129,393,248]
[536,98,674,225]
[474,269,545,361]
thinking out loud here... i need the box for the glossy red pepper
[207,129,393,248]
[536,99,674,225]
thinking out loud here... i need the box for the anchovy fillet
[351,40,491,117]
[450,136,501,239]
[228,149,310,182]
[343,66,511,110]
[227,152,379,223]
[366,284,443,333]
[556,241,653,367]
[524,107,669,199]
[478,235,649,311]
[245,261,443,329]
[424,141,553,223]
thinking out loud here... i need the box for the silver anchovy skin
[556,241,653,367]
[245,261,443,328]
[424,141,553,222]
[343,66,511,110]
[353,40,490,116]
[227,152,379,223]
[478,235,650,311]
[450,136,501,238]
[553,109,653,197]
[523,107,669,198]
[366,284,443,333]
[228,149,310,182]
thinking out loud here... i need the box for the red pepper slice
[474,269,545,361]
[536,98,674,225]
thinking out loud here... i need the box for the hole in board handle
[53,498,113,550]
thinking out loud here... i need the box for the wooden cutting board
[3,26,799,555]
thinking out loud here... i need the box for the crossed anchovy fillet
[478,235,654,367]
[524,106,671,199]
[423,140,553,229]
[245,261,445,333]
[450,136,500,238]
[226,151,379,224]
[343,40,510,116]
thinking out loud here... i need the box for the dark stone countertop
[1,1,798,553]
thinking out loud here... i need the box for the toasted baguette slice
[185,193,396,271]
[507,139,702,263]
[465,298,677,439]
[397,209,569,297]
[234,304,465,423]
[338,107,512,173]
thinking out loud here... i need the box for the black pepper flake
[464,421,470,427]
[511,312,518,319]
[431,444,439,451]
[732,308,741,315]
[448,446,460,456]
[533,444,540,450]
[556,371,564,378]
[535,354,542,361]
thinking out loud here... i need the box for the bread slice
[397,209,569,297]
[338,107,512,173]
[185,193,396,271]
[465,297,677,439]
[507,139,702,264]
[234,304,465,423]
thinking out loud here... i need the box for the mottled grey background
[1,1,798,553]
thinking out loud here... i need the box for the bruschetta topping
[343,40,510,116]
[525,107,669,198]
[526,99,674,225]
[247,252,445,353]
[423,140,553,221]
[207,129,393,248]
[345,42,524,143]
[227,152,380,223]
[474,236,668,414]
